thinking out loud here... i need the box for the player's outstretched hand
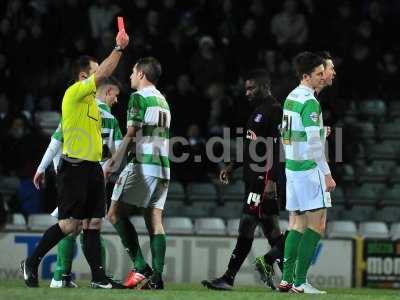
[325,174,336,192]
[219,167,232,185]
[116,30,129,49]
[33,172,45,190]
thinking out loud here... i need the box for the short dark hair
[71,55,97,81]
[245,69,271,90]
[315,50,332,61]
[100,76,121,90]
[293,51,325,81]
[136,57,162,85]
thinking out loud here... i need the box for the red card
[117,16,125,31]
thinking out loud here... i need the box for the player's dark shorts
[242,180,280,217]
[57,158,106,220]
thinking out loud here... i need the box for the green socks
[54,233,108,281]
[53,235,76,280]
[294,228,321,287]
[113,218,147,272]
[150,234,166,278]
[282,230,302,283]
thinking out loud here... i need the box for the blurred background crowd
[1,0,400,220]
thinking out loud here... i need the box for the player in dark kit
[202,69,285,290]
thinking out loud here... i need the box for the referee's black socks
[83,229,107,282]
[27,223,66,270]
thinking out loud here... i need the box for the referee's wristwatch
[114,45,124,52]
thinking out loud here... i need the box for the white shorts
[286,168,332,212]
[111,163,169,209]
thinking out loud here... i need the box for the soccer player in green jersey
[279,52,336,294]
[254,51,336,290]
[33,77,123,288]
[104,57,170,290]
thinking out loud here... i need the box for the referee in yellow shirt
[21,29,129,289]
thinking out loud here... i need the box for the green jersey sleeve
[127,93,146,128]
[113,119,123,141]
[301,99,321,127]
[51,123,63,142]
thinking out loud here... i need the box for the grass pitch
[1,280,400,300]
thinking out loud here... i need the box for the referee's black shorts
[57,158,106,220]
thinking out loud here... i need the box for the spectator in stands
[270,0,308,54]
[89,0,120,40]
[190,35,225,89]
[168,74,208,135]
[206,83,234,136]
[377,51,400,98]
[172,124,211,184]
[235,18,259,73]
[0,93,11,135]
[0,114,46,178]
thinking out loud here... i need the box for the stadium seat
[379,121,400,139]
[220,180,245,202]
[357,160,394,183]
[129,216,148,234]
[179,204,212,218]
[340,206,375,222]
[359,221,389,239]
[194,218,226,235]
[35,111,61,136]
[5,213,26,230]
[211,202,243,219]
[388,102,400,118]
[346,184,384,206]
[391,167,400,184]
[101,219,116,233]
[186,182,219,204]
[328,204,345,221]
[357,121,375,139]
[360,99,386,120]
[390,223,400,240]
[231,167,243,182]
[28,214,57,231]
[164,217,193,234]
[341,164,355,182]
[331,186,346,205]
[279,219,289,233]
[227,218,241,236]
[381,184,400,206]
[326,221,358,239]
[167,181,186,202]
[373,206,400,223]
[366,142,397,160]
